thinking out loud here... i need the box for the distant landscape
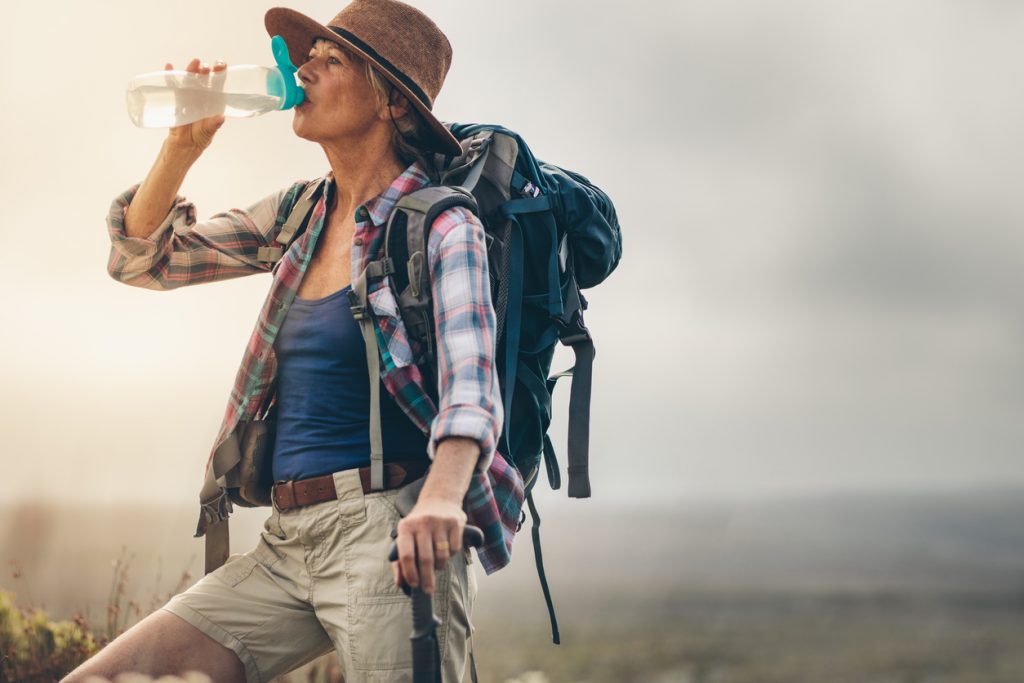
[3,488,1023,682]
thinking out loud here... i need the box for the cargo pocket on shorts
[349,593,413,671]
[216,542,281,588]
[216,554,259,587]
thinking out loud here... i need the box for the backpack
[271,123,621,642]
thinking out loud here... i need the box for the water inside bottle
[127,85,283,128]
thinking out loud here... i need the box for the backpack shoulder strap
[347,185,478,491]
[256,177,326,264]
[382,185,479,363]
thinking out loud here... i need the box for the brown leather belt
[272,460,429,512]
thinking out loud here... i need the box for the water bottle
[126,35,304,129]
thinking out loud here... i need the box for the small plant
[0,590,98,682]
[1,550,200,681]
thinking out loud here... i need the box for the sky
[2,0,1023,507]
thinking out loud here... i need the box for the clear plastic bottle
[125,36,304,128]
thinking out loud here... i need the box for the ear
[383,88,411,121]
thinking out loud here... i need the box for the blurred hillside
[3,488,1023,682]
[3,488,1023,622]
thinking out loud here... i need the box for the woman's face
[292,39,382,145]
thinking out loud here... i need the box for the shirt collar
[324,161,432,228]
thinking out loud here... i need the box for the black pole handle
[463,524,485,549]
[388,524,484,564]
[387,525,484,683]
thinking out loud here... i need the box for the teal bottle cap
[269,34,305,109]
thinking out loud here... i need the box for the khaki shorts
[163,469,477,683]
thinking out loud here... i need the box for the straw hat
[265,1,462,156]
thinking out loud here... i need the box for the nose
[297,59,316,85]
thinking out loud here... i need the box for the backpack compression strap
[554,281,595,499]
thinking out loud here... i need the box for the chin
[291,112,319,142]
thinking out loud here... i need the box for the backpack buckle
[347,289,369,321]
[199,490,233,527]
[465,134,491,162]
[556,319,591,347]
[468,134,489,152]
[257,246,284,263]
[554,303,592,346]
[554,282,591,345]
[366,258,395,281]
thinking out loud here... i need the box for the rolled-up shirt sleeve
[425,206,503,471]
[106,183,296,290]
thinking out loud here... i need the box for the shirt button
[354,238,364,246]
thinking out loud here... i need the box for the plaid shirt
[106,162,524,573]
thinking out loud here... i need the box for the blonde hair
[363,62,432,166]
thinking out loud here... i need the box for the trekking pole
[390,525,484,683]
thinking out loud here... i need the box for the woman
[65,2,522,681]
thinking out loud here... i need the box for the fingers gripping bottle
[126,35,304,128]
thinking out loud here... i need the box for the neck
[321,125,406,220]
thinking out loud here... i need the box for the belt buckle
[274,480,297,511]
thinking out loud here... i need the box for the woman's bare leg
[61,609,246,683]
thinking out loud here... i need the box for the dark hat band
[328,26,433,110]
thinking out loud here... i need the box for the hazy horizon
[3,0,1024,506]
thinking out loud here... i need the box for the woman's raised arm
[125,59,226,239]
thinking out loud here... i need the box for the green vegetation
[0,590,97,682]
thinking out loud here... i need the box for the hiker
[65,1,524,681]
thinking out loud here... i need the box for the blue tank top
[271,284,428,482]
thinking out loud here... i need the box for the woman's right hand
[125,59,226,238]
[165,58,227,155]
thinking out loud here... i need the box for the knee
[57,609,237,683]
[60,654,119,683]
[60,667,98,683]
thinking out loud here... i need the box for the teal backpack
[383,124,619,487]
[273,123,621,642]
